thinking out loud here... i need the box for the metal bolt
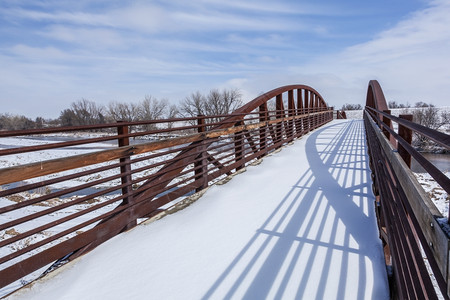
[430,222,434,228]
[429,242,433,248]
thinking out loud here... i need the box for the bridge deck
[10,120,389,300]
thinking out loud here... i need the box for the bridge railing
[364,80,450,299]
[0,85,333,291]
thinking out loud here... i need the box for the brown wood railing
[364,80,450,299]
[0,85,332,291]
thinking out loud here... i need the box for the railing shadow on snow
[202,120,388,299]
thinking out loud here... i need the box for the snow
[415,172,450,218]
[3,120,389,299]
[344,106,450,125]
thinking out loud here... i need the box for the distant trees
[341,103,362,111]
[179,88,242,124]
[1,88,243,131]
[59,97,174,129]
[60,99,105,127]
[0,114,35,130]
[139,96,169,123]
[388,101,410,109]
[107,102,140,123]
[410,102,449,150]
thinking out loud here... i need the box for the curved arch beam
[365,80,396,145]
[234,84,328,115]
[213,85,328,130]
[366,80,388,111]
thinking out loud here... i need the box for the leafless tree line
[0,88,242,131]
[179,89,242,126]
[399,105,450,150]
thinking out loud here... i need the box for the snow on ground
[0,134,187,296]
[415,172,450,218]
[5,120,389,300]
[345,106,450,125]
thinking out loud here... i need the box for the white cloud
[274,0,450,108]
[108,3,170,33]
[40,26,126,49]
[4,7,111,27]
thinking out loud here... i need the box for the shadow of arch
[202,120,388,300]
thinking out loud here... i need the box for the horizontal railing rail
[0,85,333,292]
[364,80,450,299]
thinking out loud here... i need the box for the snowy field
[0,134,190,296]
[344,106,450,124]
[4,120,390,299]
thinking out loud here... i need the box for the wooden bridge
[0,81,449,299]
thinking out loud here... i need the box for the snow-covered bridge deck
[9,119,389,299]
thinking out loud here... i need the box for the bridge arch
[233,84,328,115]
[0,83,333,291]
[365,80,388,111]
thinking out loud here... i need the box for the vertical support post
[275,94,284,146]
[313,94,317,128]
[296,89,304,136]
[382,110,392,142]
[259,103,267,155]
[117,121,136,229]
[195,115,208,192]
[304,90,310,133]
[310,92,316,129]
[288,90,295,140]
[398,114,413,168]
[234,120,244,171]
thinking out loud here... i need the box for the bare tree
[415,101,434,108]
[179,91,207,120]
[341,103,362,110]
[138,96,169,130]
[166,104,179,129]
[412,106,448,150]
[107,102,140,122]
[0,113,34,130]
[204,89,222,117]
[179,88,243,125]
[35,117,45,129]
[389,101,410,109]
[68,99,105,125]
[139,96,168,120]
[59,109,77,127]
[219,88,242,115]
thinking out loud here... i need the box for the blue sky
[1,0,449,118]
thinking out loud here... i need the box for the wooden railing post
[195,115,208,192]
[312,94,317,129]
[398,114,413,168]
[296,89,304,136]
[382,110,392,141]
[259,103,268,154]
[304,91,310,133]
[117,121,136,228]
[234,120,244,171]
[288,90,295,140]
[275,94,284,146]
[309,92,314,129]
